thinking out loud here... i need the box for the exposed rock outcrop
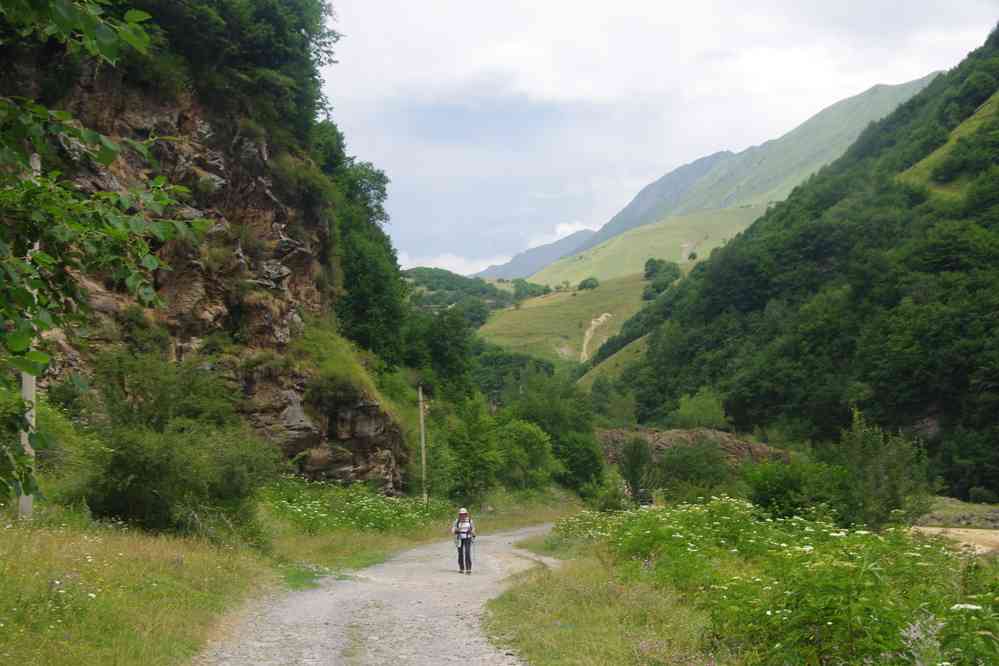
[15,62,408,492]
[597,427,788,465]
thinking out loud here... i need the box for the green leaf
[118,23,150,54]
[50,0,79,33]
[94,23,119,61]
[141,254,159,271]
[124,9,153,24]
[4,329,31,353]
[95,143,118,165]
[8,356,42,376]
[25,350,50,366]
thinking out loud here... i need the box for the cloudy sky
[322,1,998,275]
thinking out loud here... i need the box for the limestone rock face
[597,427,789,466]
[301,400,407,494]
[25,63,407,493]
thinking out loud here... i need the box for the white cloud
[398,251,512,276]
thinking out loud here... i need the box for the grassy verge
[0,505,274,665]
[487,557,732,665]
[489,499,999,665]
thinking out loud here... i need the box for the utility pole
[18,153,41,519]
[418,384,427,505]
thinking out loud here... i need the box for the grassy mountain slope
[510,74,936,284]
[532,204,765,285]
[607,26,999,498]
[577,335,648,391]
[478,274,645,365]
[671,73,940,214]
[476,229,596,279]
[899,88,999,200]
[575,151,732,252]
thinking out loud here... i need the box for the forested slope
[606,26,999,498]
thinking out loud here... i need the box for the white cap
[459,507,468,514]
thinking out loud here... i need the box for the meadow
[577,335,649,391]
[488,498,999,665]
[478,274,646,365]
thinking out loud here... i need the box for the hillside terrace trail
[194,523,559,665]
[580,312,613,362]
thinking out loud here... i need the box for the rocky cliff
[14,59,408,493]
[597,427,788,466]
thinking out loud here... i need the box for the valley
[2,4,998,666]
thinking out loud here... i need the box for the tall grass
[0,505,273,666]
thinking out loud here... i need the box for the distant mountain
[476,228,596,279]
[515,73,938,276]
[576,151,732,253]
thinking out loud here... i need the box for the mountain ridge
[476,228,596,279]
[484,72,937,280]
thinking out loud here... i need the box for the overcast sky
[322,1,998,275]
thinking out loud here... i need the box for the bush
[577,276,599,290]
[653,437,731,496]
[581,468,628,512]
[820,411,932,528]
[81,422,280,534]
[495,419,561,490]
[666,387,730,430]
[743,459,848,520]
[969,486,999,504]
[619,437,652,503]
[96,352,239,432]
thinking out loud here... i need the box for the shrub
[820,411,932,528]
[743,459,848,519]
[619,437,652,503]
[96,352,239,432]
[580,468,628,512]
[969,486,998,504]
[577,276,599,290]
[653,437,731,498]
[666,387,729,430]
[82,422,280,534]
[495,419,561,490]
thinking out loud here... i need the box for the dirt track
[914,526,999,554]
[194,524,556,665]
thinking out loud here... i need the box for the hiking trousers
[458,537,472,571]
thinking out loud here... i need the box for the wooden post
[418,384,427,505]
[18,154,41,519]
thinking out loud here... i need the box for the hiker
[451,507,476,574]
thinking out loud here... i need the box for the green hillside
[478,274,645,365]
[531,204,765,285]
[606,27,999,499]
[672,73,940,214]
[563,74,937,259]
[899,88,999,200]
[577,335,648,391]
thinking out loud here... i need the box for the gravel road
[194,524,557,665]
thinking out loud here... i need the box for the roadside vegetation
[490,498,999,665]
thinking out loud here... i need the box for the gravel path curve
[194,524,557,665]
